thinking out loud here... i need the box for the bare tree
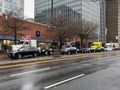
[0,9,30,45]
[47,16,72,49]
[70,18,98,48]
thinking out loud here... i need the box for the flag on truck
[22,35,31,40]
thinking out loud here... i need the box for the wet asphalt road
[0,54,120,90]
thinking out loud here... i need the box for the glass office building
[35,0,106,43]
[0,0,24,16]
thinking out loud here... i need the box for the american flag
[22,35,31,40]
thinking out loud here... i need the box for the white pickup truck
[7,40,40,59]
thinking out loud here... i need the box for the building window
[6,0,18,4]
[5,9,16,16]
[0,1,2,6]
[5,2,17,10]
[0,8,2,12]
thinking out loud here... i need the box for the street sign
[36,31,40,37]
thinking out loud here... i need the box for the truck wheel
[50,51,53,55]
[45,51,48,56]
[61,52,64,55]
[33,53,38,57]
[17,54,22,59]
[101,49,104,52]
[75,50,77,54]
[68,51,71,55]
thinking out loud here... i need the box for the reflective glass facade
[35,0,106,43]
[100,0,106,43]
[0,0,2,12]
[0,0,24,16]
[35,0,82,23]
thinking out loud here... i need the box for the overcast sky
[24,0,34,18]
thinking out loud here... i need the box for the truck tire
[33,53,38,57]
[101,49,104,52]
[45,51,48,55]
[75,50,77,54]
[17,54,23,59]
[61,52,64,55]
[68,51,71,55]
[50,51,53,55]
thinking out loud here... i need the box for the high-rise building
[106,0,120,44]
[100,0,106,43]
[35,0,106,43]
[0,0,24,16]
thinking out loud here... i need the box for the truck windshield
[18,41,24,44]
[18,47,25,51]
[92,44,98,46]
[18,41,29,45]
[66,46,71,48]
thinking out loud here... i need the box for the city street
[0,0,119,90]
[0,54,120,90]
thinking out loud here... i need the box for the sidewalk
[0,51,119,69]
[0,51,9,61]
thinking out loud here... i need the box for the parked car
[84,48,92,53]
[41,47,54,56]
[47,48,54,55]
[7,46,40,59]
[104,47,114,51]
[61,46,77,55]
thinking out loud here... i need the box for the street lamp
[116,36,118,40]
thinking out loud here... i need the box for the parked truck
[8,40,37,51]
[90,42,104,52]
[7,39,40,59]
[105,43,119,51]
[7,39,54,59]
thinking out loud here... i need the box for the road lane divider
[10,67,51,77]
[44,74,85,89]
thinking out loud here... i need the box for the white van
[105,43,119,51]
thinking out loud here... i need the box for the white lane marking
[44,74,85,89]
[10,67,51,77]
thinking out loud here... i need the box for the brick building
[0,14,54,50]
[106,0,120,43]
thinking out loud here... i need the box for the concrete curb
[0,51,119,68]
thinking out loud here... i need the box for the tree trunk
[14,30,17,45]
[59,39,62,50]
[80,37,83,48]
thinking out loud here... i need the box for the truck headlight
[42,50,45,52]
[12,50,17,54]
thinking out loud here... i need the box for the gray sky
[24,0,34,18]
